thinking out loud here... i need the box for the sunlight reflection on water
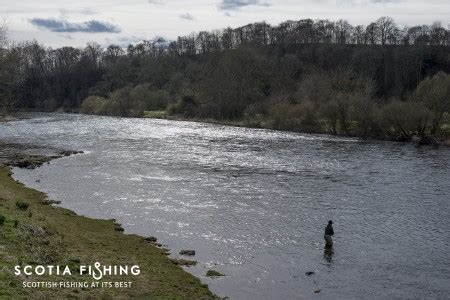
[1,113,449,299]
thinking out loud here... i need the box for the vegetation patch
[39,199,61,206]
[143,110,167,119]
[206,270,225,277]
[15,200,29,211]
[170,258,198,267]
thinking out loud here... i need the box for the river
[1,113,449,299]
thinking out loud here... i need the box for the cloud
[336,0,401,4]
[148,0,166,4]
[116,35,146,45]
[103,35,171,48]
[57,33,73,40]
[59,8,97,16]
[179,13,195,21]
[218,0,271,11]
[29,18,121,33]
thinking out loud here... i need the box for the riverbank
[0,145,217,298]
[0,115,17,122]
[143,112,450,147]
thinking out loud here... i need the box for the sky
[1,0,449,48]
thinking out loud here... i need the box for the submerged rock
[40,199,61,206]
[114,223,124,232]
[59,150,84,156]
[170,258,197,266]
[12,155,54,169]
[144,236,158,243]
[305,271,315,276]
[179,250,195,256]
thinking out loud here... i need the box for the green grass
[0,167,217,299]
[15,200,29,211]
[143,110,167,119]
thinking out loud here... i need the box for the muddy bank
[0,141,83,169]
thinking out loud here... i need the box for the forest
[1,17,449,143]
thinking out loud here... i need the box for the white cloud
[218,0,271,11]
[148,0,166,5]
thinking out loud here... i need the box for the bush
[270,101,320,133]
[80,96,108,115]
[81,95,126,117]
[130,85,169,111]
[109,86,133,116]
[167,96,197,117]
[350,97,383,137]
[0,214,5,226]
[82,86,171,118]
[414,72,450,135]
[381,99,430,138]
[16,201,29,211]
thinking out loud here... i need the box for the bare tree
[365,23,378,45]
[375,17,397,45]
[353,25,366,44]
[429,22,447,45]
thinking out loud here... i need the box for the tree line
[0,17,449,143]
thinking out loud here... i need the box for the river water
[1,113,449,299]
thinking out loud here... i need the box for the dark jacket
[325,225,334,236]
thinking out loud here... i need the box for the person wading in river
[324,220,334,249]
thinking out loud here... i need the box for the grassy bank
[0,166,217,299]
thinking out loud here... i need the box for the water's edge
[0,141,218,298]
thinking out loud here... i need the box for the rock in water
[206,270,225,277]
[144,236,158,243]
[59,150,84,156]
[179,250,195,256]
